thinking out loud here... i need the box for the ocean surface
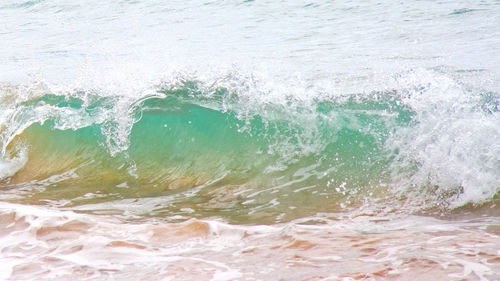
[1,0,500,280]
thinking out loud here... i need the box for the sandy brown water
[1,0,499,280]
[1,201,499,281]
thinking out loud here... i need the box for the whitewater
[0,0,499,280]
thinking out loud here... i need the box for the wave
[0,68,498,221]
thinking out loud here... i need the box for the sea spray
[0,68,498,222]
[1,0,500,279]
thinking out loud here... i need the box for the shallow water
[2,202,500,281]
[1,0,499,280]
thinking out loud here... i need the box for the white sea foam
[1,202,499,280]
[1,1,500,279]
[387,68,500,207]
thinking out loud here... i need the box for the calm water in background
[0,0,499,280]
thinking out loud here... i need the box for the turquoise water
[0,0,499,222]
[0,75,497,223]
[1,84,415,221]
[1,1,500,279]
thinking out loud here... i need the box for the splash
[0,68,498,222]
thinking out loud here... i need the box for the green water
[0,85,418,222]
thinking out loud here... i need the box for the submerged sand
[1,202,499,281]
